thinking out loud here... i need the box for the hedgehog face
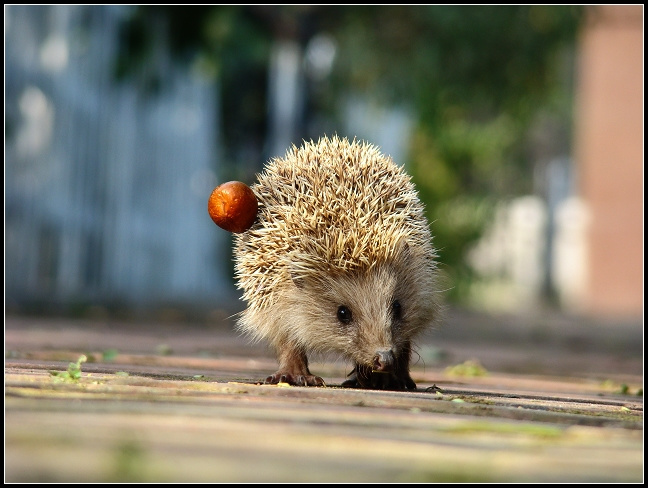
[287,248,429,369]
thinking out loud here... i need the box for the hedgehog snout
[372,349,395,372]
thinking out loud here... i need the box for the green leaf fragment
[102,349,119,362]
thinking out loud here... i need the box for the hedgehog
[231,135,439,390]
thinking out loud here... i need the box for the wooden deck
[4,312,643,483]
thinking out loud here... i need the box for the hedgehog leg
[389,341,418,390]
[263,345,325,387]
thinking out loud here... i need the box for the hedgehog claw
[263,372,325,387]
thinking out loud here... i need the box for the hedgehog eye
[391,300,402,321]
[337,305,353,324]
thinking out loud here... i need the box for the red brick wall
[574,5,643,317]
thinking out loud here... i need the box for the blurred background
[4,5,643,323]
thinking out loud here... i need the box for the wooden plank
[4,316,643,482]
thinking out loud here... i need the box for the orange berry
[208,181,258,233]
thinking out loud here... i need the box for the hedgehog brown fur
[234,135,439,390]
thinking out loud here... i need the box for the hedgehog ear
[395,239,411,263]
[291,271,305,289]
[285,255,307,289]
[290,268,327,290]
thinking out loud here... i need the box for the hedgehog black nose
[373,349,395,372]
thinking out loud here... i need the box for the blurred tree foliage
[116,5,584,303]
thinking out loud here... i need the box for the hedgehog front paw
[263,372,326,387]
[342,365,417,391]
[340,370,362,389]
